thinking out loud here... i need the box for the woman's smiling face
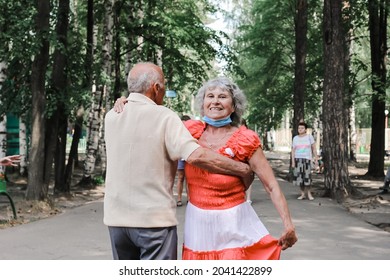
[203,87,235,120]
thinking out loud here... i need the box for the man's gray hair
[195,77,247,127]
[127,62,163,94]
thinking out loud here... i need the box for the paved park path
[0,170,389,260]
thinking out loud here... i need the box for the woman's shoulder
[183,120,205,139]
[236,126,260,142]
[225,126,261,161]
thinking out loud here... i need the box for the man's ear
[152,83,159,98]
[154,83,160,92]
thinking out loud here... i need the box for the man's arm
[113,97,252,181]
[186,147,251,178]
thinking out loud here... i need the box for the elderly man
[104,62,252,260]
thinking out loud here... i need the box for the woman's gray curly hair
[194,77,247,127]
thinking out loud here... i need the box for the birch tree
[80,0,113,184]
[0,61,7,175]
[18,118,28,176]
[98,0,115,177]
[80,84,104,186]
[0,7,8,170]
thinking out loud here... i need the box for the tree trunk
[19,118,28,177]
[286,0,308,182]
[53,0,70,193]
[54,118,68,192]
[84,0,94,88]
[98,0,114,178]
[0,116,6,175]
[113,0,123,100]
[65,0,94,188]
[349,103,357,161]
[0,61,7,175]
[343,1,357,162]
[292,0,307,135]
[64,107,84,189]
[80,85,103,187]
[99,85,109,178]
[44,0,70,193]
[322,0,351,203]
[80,0,113,187]
[367,0,387,177]
[26,0,50,201]
[43,114,58,189]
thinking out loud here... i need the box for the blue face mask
[202,116,232,127]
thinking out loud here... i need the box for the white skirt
[183,201,270,251]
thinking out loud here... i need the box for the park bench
[0,179,17,220]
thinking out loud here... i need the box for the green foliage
[83,0,237,113]
[0,1,35,116]
[93,175,105,186]
[225,0,384,132]
[232,0,298,133]
[1,0,384,134]
[159,0,230,93]
[346,0,390,128]
[0,0,239,125]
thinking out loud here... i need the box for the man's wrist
[239,162,251,177]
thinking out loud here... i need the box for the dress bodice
[184,120,261,210]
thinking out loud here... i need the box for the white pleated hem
[183,201,269,251]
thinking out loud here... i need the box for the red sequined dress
[182,120,281,260]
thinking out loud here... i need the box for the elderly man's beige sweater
[104,93,199,227]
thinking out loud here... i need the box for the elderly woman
[181,77,297,260]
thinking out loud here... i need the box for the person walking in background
[176,115,191,207]
[316,147,324,174]
[181,77,297,260]
[291,121,318,200]
[176,159,186,207]
[106,62,253,260]
[379,166,390,194]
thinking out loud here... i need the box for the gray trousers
[108,226,177,260]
